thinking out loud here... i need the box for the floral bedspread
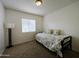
[36,33,69,57]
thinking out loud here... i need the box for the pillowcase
[45,29,54,34]
[54,29,62,35]
[50,29,54,34]
[45,29,64,35]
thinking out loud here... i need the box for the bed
[35,32,72,57]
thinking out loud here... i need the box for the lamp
[35,0,43,6]
[6,24,15,29]
[6,24,15,48]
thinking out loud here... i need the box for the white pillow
[45,29,54,34]
[54,29,63,35]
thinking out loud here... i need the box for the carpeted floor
[1,40,79,58]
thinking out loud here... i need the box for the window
[22,18,36,32]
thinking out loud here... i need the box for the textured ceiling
[1,0,79,16]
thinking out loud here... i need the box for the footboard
[61,36,72,51]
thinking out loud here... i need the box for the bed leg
[70,36,72,50]
[70,42,72,50]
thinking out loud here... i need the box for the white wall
[5,9,43,46]
[0,1,5,54]
[44,1,79,52]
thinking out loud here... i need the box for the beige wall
[5,9,43,46]
[0,1,5,54]
[44,1,79,52]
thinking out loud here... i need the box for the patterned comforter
[36,33,69,57]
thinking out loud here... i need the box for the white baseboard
[0,48,5,55]
[72,48,79,53]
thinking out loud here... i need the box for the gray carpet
[1,40,79,58]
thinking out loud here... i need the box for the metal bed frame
[61,36,72,50]
[61,36,72,57]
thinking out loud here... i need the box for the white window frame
[22,18,36,32]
